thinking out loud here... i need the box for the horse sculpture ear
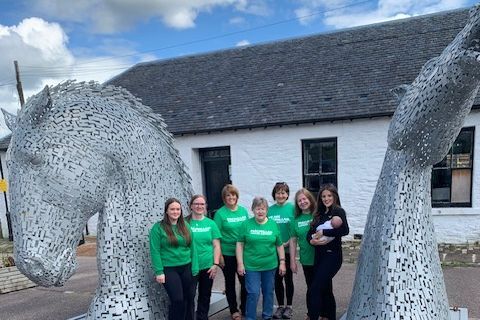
[28,85,52,125]
[1,109,17,132]
[390,84,410,104]
[38,85,51,107]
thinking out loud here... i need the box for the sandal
[231,311,242,320]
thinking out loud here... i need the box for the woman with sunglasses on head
[268,182,295,319]
[149,198,199,320]
[289,188,317,320]
[214,184,249,320]
[307,184,349,320]
[187,195,222,320]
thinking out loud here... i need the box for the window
[432,127,474,207]
[302,138,337,194]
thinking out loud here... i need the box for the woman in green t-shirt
[268,182,295,319]
[213,184,249,320]
[289,188,317,320]
[187,194,222,320]
[236,197,286,320]
[149,198,198,320]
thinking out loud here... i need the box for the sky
[0,0,478,136]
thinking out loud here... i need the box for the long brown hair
[294,188,316,218]
[161,198,192,246]
[186,194,207,221]
[312,184,341,226]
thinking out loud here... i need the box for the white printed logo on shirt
[191,227,211,233]
[250,229,273,236]
[226,216,247,223]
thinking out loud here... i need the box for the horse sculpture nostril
[21,256,47,277]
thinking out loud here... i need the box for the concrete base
[208,290,229,316]
[339,307,468,320]
[68,291,228,320]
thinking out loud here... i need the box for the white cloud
[236,39,250,46]
[0,18,74,112]
[294,7,317,26]
[229,16,247,25]
[235,0,272,16]
[0,17,137,137]
[31,0,271,32]
[293,0,472,29]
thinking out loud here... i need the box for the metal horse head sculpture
[3,81,193,319]
[347,4,480,319]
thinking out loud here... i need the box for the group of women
[149,182,349,320]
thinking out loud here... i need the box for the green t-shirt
[149,222,199,276]
[290,213,314,266]
[238,218,282,271]
[189,217,222,270]
[268,202,294,253]
[214,205,249,256]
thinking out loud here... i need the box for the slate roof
[107,8,479,136]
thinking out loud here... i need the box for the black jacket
[307,206,349,253]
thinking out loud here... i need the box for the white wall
[175,113,480,244]
[2,112,480,243]
[175,118,390,241]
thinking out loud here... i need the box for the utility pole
[14,60,25,107]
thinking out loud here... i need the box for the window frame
[301,137,338,195]
[431,126,475,208]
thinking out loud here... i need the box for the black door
[200,147,231,218]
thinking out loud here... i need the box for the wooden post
[14,60,25,107]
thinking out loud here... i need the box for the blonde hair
[221,184,239,203]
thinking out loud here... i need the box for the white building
[1,8,479,243]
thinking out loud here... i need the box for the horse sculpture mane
[4,80,193,319]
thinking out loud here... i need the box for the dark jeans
[163,264,196,320]
[195,268,214,320]
[222,254,246,315]
[302,264,314,317]
[275,253,294,306]
[308,251,342,320]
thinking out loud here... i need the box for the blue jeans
[245,268,276,320]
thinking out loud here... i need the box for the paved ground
[0,256,478,320]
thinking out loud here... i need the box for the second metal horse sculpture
[348,4,480,319]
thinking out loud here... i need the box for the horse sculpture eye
[29,155,43,166]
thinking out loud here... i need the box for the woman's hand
[237,263,245,276]
[278,261,286,276]
[155,274,165,284]
[219,255,225,268]
[310,237,331,246]
[207,265,218,279]
[313,230,323,239]
[290,260,298,274]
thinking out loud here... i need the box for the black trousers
[163,264,196,320]
[222,254,246,314]
[195,268,214,320]
[308,251,342,320]
[302,264,314,317]
[275,253,294,306]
